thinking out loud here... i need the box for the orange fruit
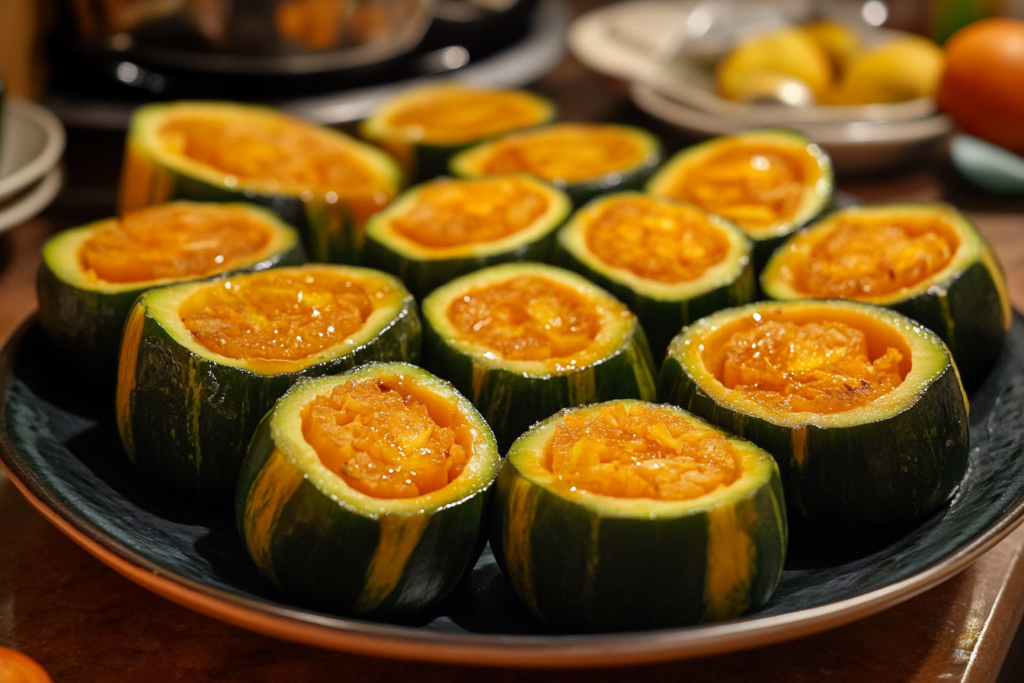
[938,18,1024,155]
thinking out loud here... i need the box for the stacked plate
[0,97,66,232]
[568,0,952,174]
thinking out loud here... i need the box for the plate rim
[0,167,64,233]
[3,314,1024,668]
[0,98,67,203]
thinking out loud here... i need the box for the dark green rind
[362,179,572,300]
[235,364,500,615]
[120,284,421,500]
[889,255,1006,393]
[658,315,970,533]
[449,126,663,208]
[423,322,657,452]
[646,129,833,271]
[36,219,306,384]
[490,404,787,632]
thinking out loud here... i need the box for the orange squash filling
[545,402,741,501]
[303,375,471,498]
[717,318,904,413]
[78,204,274,284]
[584,196,732,283]
[663,143,817,231]
[384,89,548,144]
[446,275,606,362]
[782,215,959,299]
[389,177,549,249]
[179,269,392,361]
[473,124,649,184]
[158,115,381,194]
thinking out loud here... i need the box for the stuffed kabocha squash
[450,123,662,206]
[237,362,500,615]
[491,399,786,631]
[363,175,572,299]
[37,201,304,379]
[646,129,833,268]
[556,192,755,362]
[760,203,1011,391]
[119,101,402,263]
[359,84,556,182]
[117,264,421,499]
[421,262,658,451]
[659,300,969,533]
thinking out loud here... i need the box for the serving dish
[3,313,1024,668]
[0,168,63,233]
[0,98,65,204]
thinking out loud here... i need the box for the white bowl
[0,98,66,204]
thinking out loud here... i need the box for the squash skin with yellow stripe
[658,300,970,533]
[490,399,786,631]
[116,265,421,500]
[36,202,305,383]
[235,363,500,615]
[760,203,1012,393]
[420,263,658,452]
[119,102,403,264]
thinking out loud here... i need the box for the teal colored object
[950,134,1024,196]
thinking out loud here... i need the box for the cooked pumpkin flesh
[719,319,903,413]
[390,177,549,248]
[784,215,959,298]
[158,114,380,193]
[179,269,387,361]
[446,275,605,361]
[665,143,814,231]
[384,88,548,144]
[585,196,731,283]
[546,402,741,500]
[303,376,469,498]
[473,124,649,183]
[79,204,273,284]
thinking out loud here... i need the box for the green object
[120,101,403,264]
[36,201,306,381]
[760,203,1011,392]
[236,362,500,615]
[116,264,421,499]
[362,175,572,300]
[646,129,833,270]
[930,0,999,44]
[658,299,970,533]
[490,399,787,631]
[421,262,658,452]
[449,123,663,207]
[555,192,756,363]
[359,85,556,183]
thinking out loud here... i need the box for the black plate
[3,315,1024,666]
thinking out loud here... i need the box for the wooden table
[4,4,1024,680]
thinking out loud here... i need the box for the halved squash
[449,123,662,206]
[646,129,833,269]
[491,399,786,631]
[760,203,1011,392]
[37,201,305,379]
[421,262,658,451]
[236,362,500,615]
[659,299,969,532]
[359,84,555,182]
[363,174,572,299]
[556,192,755,362]
[117,264,421,499]
[119,101,402,263]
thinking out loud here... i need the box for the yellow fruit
[716,27,834,101]
[802,20,864,75]
[828,35,945,105]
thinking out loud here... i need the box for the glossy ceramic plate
[3,315,1024,668]
[0,98,65,204]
